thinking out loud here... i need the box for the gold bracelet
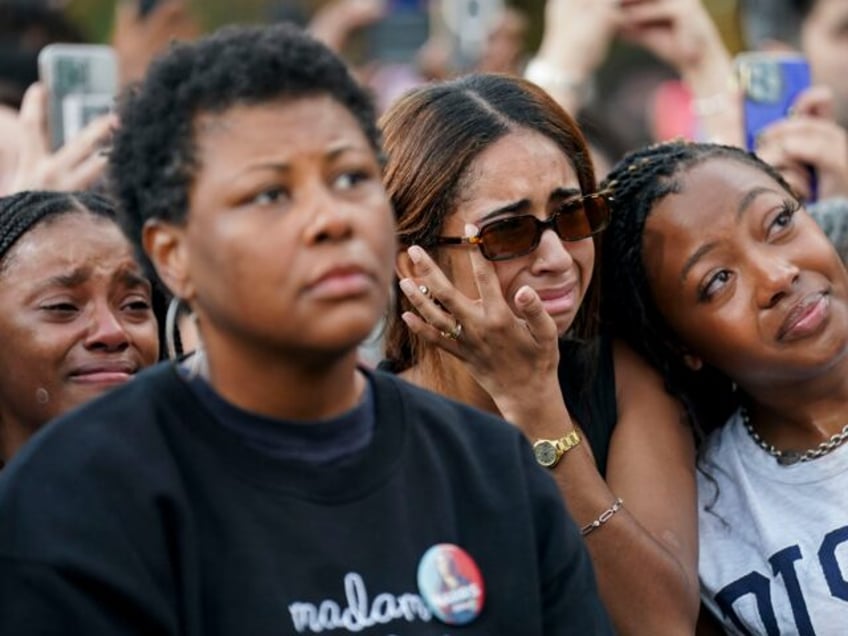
[581,498,624,536]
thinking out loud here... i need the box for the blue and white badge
[417,543,485,626]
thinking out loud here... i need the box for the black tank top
[558,334,618,477]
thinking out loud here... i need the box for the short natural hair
[109,23,380,279]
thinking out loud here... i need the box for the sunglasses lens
[556,196,610,240]
[479,216,538,260]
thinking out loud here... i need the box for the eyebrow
[678,186,782,285]
[478,187,582,224]
[42,268,90,290]
[736,186,777,221]
[30,266,150,297]
[233,145,362,178]
[116,269,152,292]
[680,241,718,285]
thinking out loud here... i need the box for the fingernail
[399,278,416,295]
[516,286,534,305]
[401,312,415,326]
[464,223,478,238]
[408,245,424,263]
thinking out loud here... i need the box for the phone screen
[38,44,118,150]
[737,54,811,151]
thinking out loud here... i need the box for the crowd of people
[0,0,846,634]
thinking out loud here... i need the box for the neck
[401,350,498,415]
[201,334,365,422]
[743,354,848,449]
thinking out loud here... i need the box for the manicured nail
[464,223,478,238]
[516,286,534,305]
[399,278,416,295]
[408,245,424,263]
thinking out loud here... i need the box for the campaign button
[417,543,485,626]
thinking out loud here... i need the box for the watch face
[533,440,558,467]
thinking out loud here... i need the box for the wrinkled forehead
[1,212,128,279]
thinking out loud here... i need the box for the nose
[84,303,130,352]
[302,185,354,245]
[530,227,575,274]
[753,250,800,309]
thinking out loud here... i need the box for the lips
[777,291,830,342]
[535,284,578,316]
[68,361,138,386]
[306,264,375,299]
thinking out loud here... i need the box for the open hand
[398,231,562,419]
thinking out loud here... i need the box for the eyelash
[768,199,800,238]
[697,199,801,301]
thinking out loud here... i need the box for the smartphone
[368,0,430,64]
[38,44,118,151]
[736,52,817,201]
[440,0,503,71]
[38,44,118,150]
[736,52,810,149]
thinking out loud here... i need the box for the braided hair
[600,140,796,436]
[0,190,116,274]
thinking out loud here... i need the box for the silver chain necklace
[741,408,848,466]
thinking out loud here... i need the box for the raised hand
[5,83,114,195]
[398,232,563,428]
[526,0,621,112]
[755,86,848,202]
[112,0,200,87]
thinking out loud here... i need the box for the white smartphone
[38,44,118,151]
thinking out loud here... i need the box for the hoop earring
[164,296,185,361]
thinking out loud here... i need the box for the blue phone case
[739,55,817,201]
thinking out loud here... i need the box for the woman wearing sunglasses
[380,74,699,635]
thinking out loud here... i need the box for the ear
[395,246,416,281]
[142,219,194,301]
[682,353,703,371]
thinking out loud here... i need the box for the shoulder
[8,362,183,465]
[0,364,187,524]
[611,339,689,429]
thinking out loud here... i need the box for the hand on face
[755,86,848,202]
[398,240,562,418]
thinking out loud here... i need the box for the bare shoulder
[607,339,699,582]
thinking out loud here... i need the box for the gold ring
[440,322,462,341]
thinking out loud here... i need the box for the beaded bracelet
[581,498,624,536]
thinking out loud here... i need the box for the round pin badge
[416,543,485,626]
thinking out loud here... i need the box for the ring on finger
[418,284,430,297]
[440,321,462,341]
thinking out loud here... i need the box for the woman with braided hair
[602,140,848,633]
[0,190,159,464]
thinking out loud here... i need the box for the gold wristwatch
[533,430,581,468]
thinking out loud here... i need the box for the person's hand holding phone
[5,83,114,195]
[755,86,848,202]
